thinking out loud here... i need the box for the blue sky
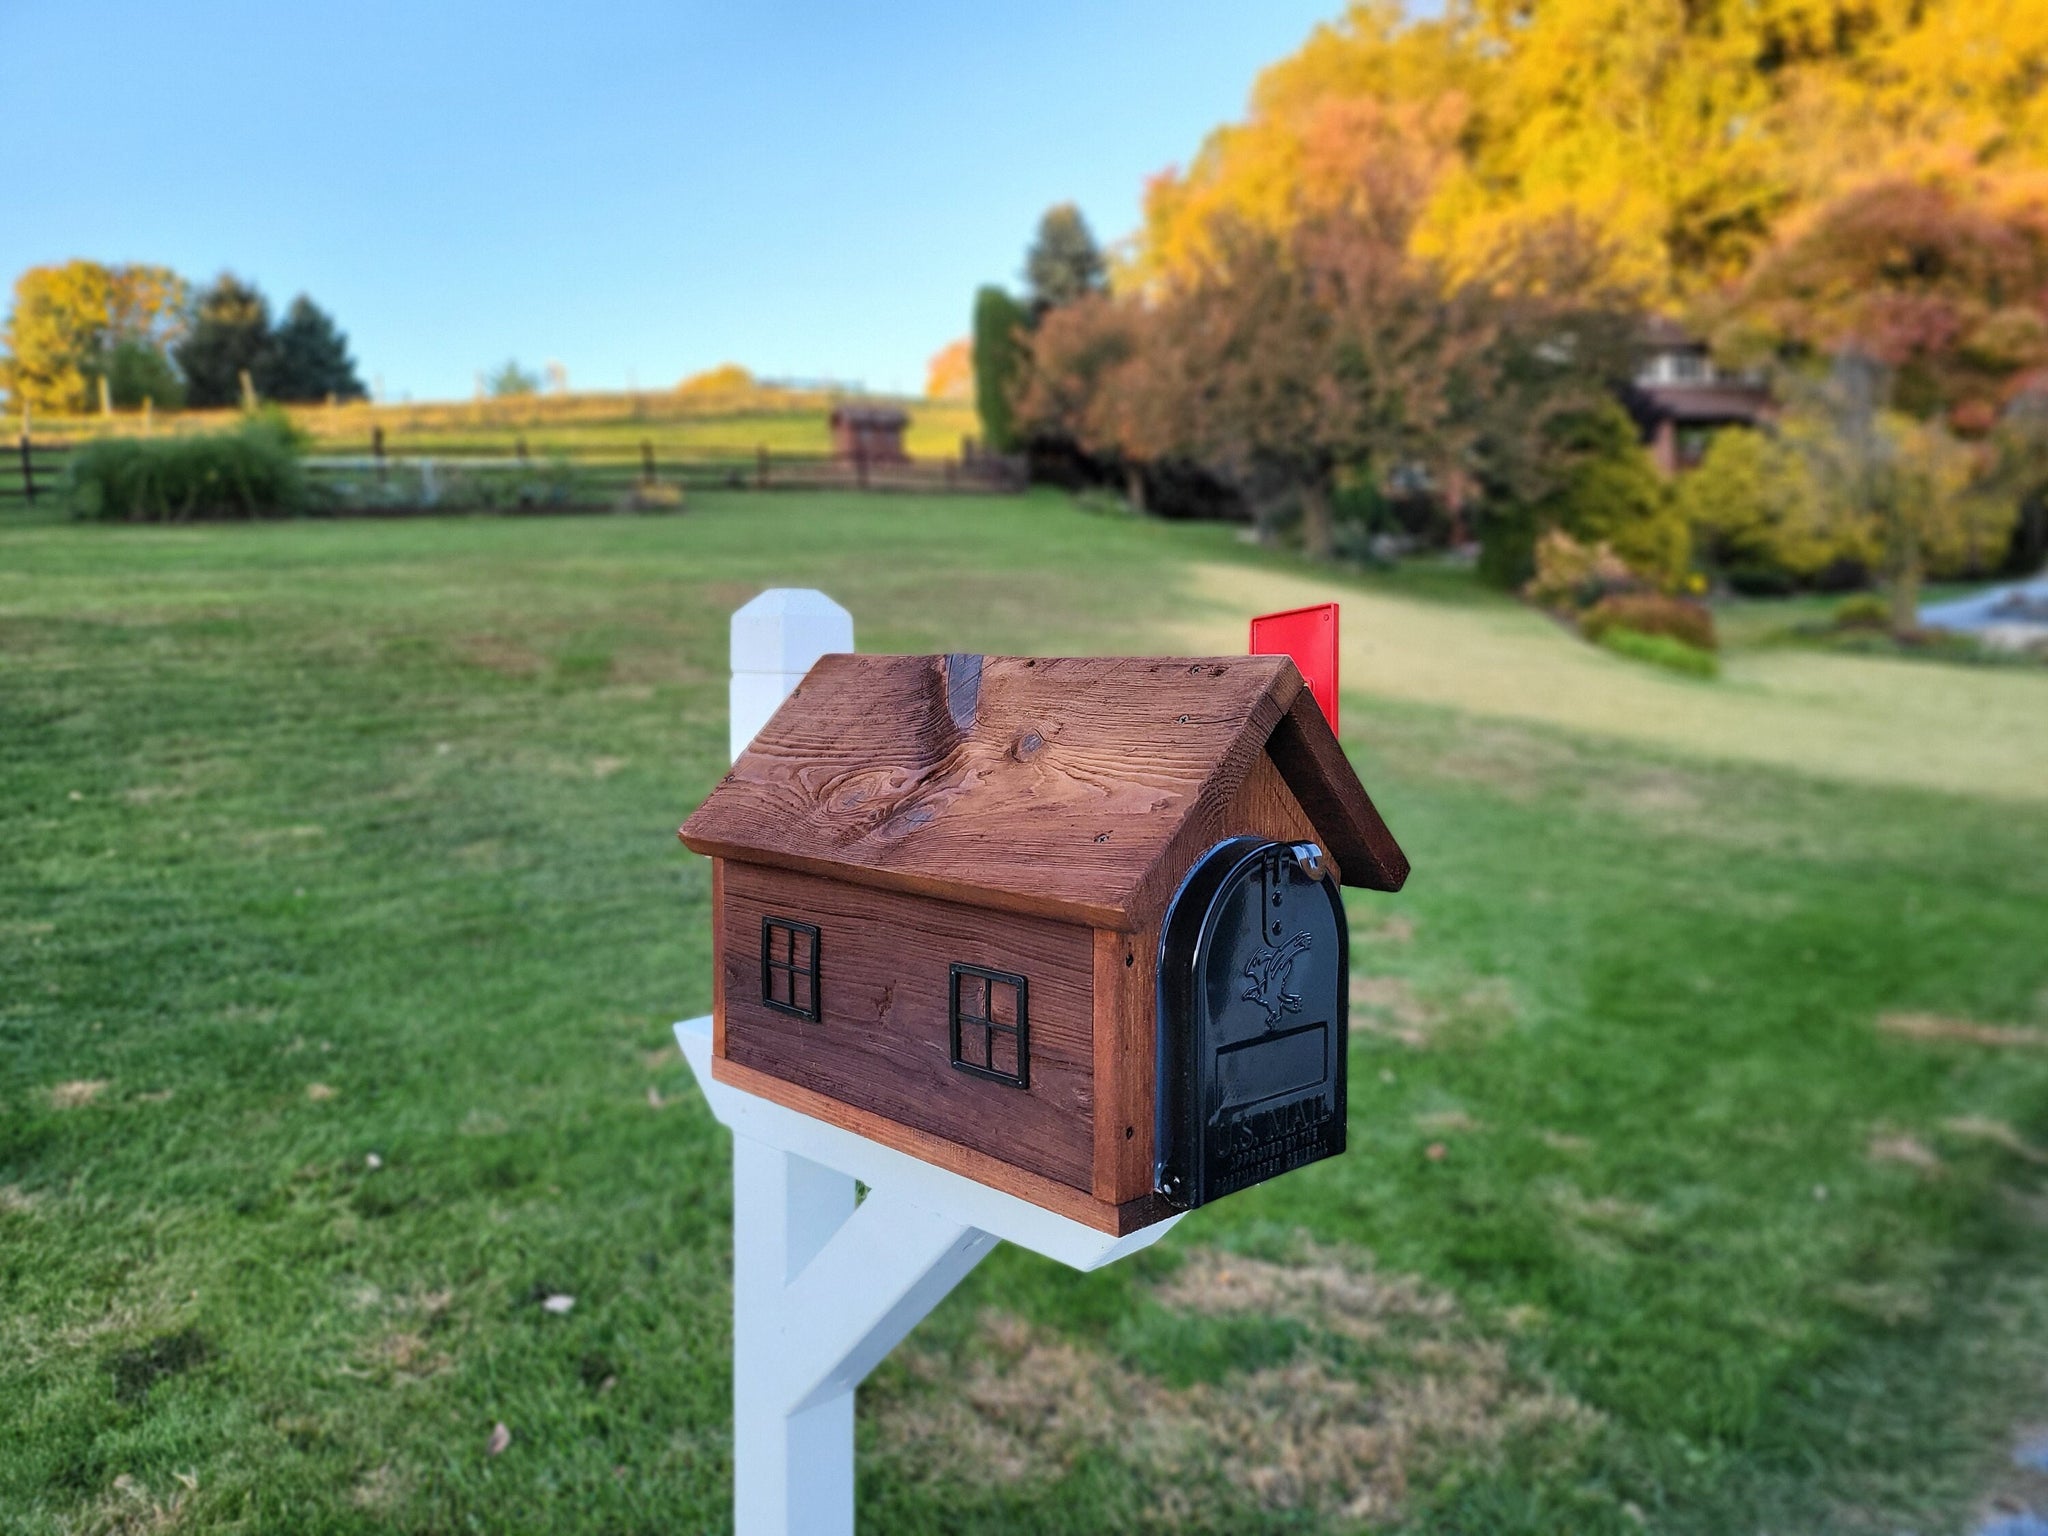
[0,1,1344,401]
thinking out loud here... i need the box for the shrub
[1597,626,1720,678]
[1833,592,1893,631]
[64,416,315,522]
[1523,528,1647,614]
[1580,591,1719,651]
[1487,402,1691,587]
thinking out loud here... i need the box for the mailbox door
[1156,837,1348,1210]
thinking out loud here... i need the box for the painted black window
[761,917,821,1021]
[949,963,1028,1088]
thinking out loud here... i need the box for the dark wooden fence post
[372,425,387,485]
[640,439,655,487]
[855,444,869,491]
[19,432,36,505]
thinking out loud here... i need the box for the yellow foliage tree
[1134,0,2048,306]
[676,362,754,396]
[924,338,972,401]
[2,260,187,416]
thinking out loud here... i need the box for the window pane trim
[949,963,1028,1089]
[761,916,821,1022]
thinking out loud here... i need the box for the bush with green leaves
[1580,591,1718,651]
[63,415,317,522]
[1675,425,1855,589]
[1596,625,1720,677]
[1522,527,1648,614]
[1483,402,1689,587]
[1833,592,1893,631]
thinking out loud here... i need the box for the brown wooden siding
[719,861,1097,1191]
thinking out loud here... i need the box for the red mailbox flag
[1249,602,1339,735]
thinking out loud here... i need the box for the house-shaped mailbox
[679,652,1408,1235]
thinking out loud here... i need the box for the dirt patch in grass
[49,1079,107,1109]
[0,1184,40,1214]
[1880,1013,2048,1050]
[452,634,547,679]
[1351,974,1516,1051]
[876,1242,1594,1526]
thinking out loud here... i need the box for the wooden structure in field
[679,651,1408,1235]
[827,405,909,465]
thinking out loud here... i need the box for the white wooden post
[681,588,1184,1536]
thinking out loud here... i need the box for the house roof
[829,405,909,428]
[1628,381,1775,426]
[679,652,1407,931]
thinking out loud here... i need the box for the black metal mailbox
[1155,837,1349,1210]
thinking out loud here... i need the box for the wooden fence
[0,435,70,509]
[0,433,1025,514]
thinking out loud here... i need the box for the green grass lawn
[4,494,2047,1534]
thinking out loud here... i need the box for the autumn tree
[1791,353,2008,632]
[1134,0,2048,305]
[176,274,274,408]
[924,338,972,402]
[1722,177,2048,433]
[1,260,187,415]
[1024,204,1108,313]
[1015,293,1172,505]
[266,296,366,403]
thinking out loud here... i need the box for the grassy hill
[19,385,981,462]
[3,493,2046,1534]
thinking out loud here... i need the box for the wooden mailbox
[679,652,1408,1235]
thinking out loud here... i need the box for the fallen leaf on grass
[487,1422,511,1456]
[1944,1117,2048,1165]
[542,1294,575,1315]
[1868,1132,1942,1171]
[1878,1012,2048,1050]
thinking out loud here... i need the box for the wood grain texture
[1228,753,1344,886]
[710,857,727,1056]
[1266,692,1410,891]
[710,1054,1174,1235]
[681,653,1393,930]
[1091,924,1157,1203]
[719,861,1097,1191]
[1088,755,1354,1206]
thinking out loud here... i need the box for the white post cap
[732,588,854,678]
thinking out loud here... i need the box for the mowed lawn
[4,493,2048,1535]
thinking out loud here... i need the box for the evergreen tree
[971,286,1029,452]
[265,296,366,402]
[176,274,274,408]
[1024,204,1108,313]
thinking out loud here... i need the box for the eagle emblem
[1242,932,1312,1025]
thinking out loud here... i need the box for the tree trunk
[1886,511,1922,636]
[1299,474,1335,561]
[1124,462,1147,513]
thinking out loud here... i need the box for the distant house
[829,405,910,465]
[1622,319,1774,475]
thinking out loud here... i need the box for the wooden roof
[680,653,1407,931]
